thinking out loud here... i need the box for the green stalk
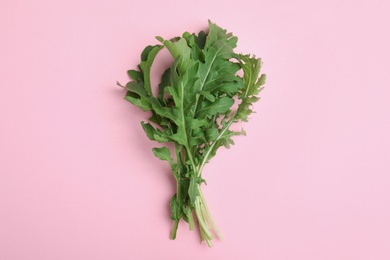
[197,187,223,240]
[199,221,213,247]
[170,144,182,240]
[186,207,195,230]
[194,197,212,240]
[170,220,179,240]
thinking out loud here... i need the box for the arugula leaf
[152,147,174,168]
[119,20,266,247]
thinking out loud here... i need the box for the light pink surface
[1,0,390,259]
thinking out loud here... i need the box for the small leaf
[257,74,266,87]
[158,68,171,102]
[198,91,215,102]
[247,96,260,103]
[139,45,164,95]
[169,132,187,146]
[196,97,234,118]
[125,82,149,99]
[141,122,156,140]
[160,38,192,75]
[219,79,244,96]
[124,95,150,111]
[170,194,181,221]
[206,126,219,141]
[187,117,207,130]
[152,147,174,167]
[127,70,143,82]
[154,133,170,143]
[188,175,200,206]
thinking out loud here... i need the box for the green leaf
[219,79,244,96]
[124,81,161,112]
[151,102,179,122]
[188,175,200,206]
[206,20,238,50]
[187,117,208,130]
[127,70,143,82]
[124,95,150,111]
[158,37,192,75]
[141,122,156,140]
[196,97,234,118]
[152,147,174,167]
[198,91,215,102]
[195,30,207,50]
[158,68,171,103]
[170,194,181,221]
[169,132,187,146]
[141,120,171,143]
[139,45,164,95]
[257,74,266,87]
[154,133,170,143]
[205,126,219,141]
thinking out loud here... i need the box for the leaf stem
[194,197,212,240]
[170,220,179,240]
[187,207,195,230]
[197,186,223,240]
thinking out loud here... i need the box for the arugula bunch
[118,21,266,247]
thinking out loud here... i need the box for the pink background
[1,0,389,259]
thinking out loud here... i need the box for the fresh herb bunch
[118,21,266,247]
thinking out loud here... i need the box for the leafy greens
[118,21,266,247]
